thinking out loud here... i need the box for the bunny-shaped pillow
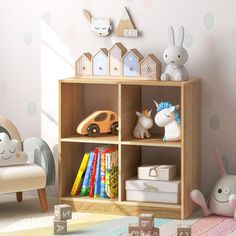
[0,132,28,166]
[191,150,236,220]
[161,26,188,81]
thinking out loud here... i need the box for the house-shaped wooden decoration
[75,53,92,76]
[109,43,127,76]
[140,54,161,79]
[92,48,109,76]
[123,49,144,77]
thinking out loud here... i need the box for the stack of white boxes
[54,204,72,235]
[126,165,180,204]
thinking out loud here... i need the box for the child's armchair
[0,116,55,212]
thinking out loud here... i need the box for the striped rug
[1,213,236,236]
[0,195,236,236]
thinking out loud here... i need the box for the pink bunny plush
[191,150,236,219]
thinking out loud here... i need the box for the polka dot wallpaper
[1,0,236,194]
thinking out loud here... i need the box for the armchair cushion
[0,163,46,194]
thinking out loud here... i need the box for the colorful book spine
[94,151,101,198]
[70,152,90,196]
[80,152,94,196]
[89,147,98,198]
[100,146,117,199]
[105,150,118,198]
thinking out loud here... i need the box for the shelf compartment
[120,84,181,142]
[61,134,119,144]
[60,196,181,219]
[59,82,118,138]
[122,134,181,148]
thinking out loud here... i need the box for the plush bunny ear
[214,150,226,175]
[168,25,175,46]
[83,9,92,23]
[176,26,185,47]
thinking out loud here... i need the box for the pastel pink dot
[232,29,236,42]
[143,0,152,10]
[205,37,214,51]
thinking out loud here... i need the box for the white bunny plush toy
[161,26,188,81]
[191,150,236,219]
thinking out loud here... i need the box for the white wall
[1,0,236,196]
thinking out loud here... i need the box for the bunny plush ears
[214,149,226,175]
[168,25,185,47]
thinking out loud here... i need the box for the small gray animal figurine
[161,25,188,81]
[133,109,153,139]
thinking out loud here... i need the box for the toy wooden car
[76,110,118,136]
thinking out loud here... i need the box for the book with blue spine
[80,152,94,196]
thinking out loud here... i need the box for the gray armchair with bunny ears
[0,116,55,212]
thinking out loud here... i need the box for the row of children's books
[70,145,118,199]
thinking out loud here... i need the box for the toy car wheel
[111,122,118,135]
[87,124,100,137]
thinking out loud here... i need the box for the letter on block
[54,204,72,220]
[129,224,141,236]
[54,219,67,235]
[140,227,159,236]
[139,213,154,230]
[177,225,191,236]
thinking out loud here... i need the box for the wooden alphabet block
[140,227,159,236]
[139,214,154,230]
[129,223,141,236]
[54,204,72,220]
[54,219,67,235]
[177,225,191,236]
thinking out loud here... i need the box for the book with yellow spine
[70,152,90,196]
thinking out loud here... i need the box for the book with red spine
[89,147,99,197]
[100,146,118,199]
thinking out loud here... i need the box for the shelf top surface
[61,135,119,144]
[59,76,200,86]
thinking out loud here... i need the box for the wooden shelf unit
[58,77,201,219]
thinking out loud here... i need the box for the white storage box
[138,165,176,181]
[126,178,180,204]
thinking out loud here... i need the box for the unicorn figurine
[133,109,153,139]
[153,101,181,141]
[191,150,236,219]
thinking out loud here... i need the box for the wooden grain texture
[121,85,141,140]
[60,77,199,86]
[58,78,201,219]
[61,197,181,219]
[181,80,201,219]
[120,145,141,201]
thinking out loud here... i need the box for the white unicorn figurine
[191,150,236,219]
[133,109,153,139]
[153,101,181,142]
